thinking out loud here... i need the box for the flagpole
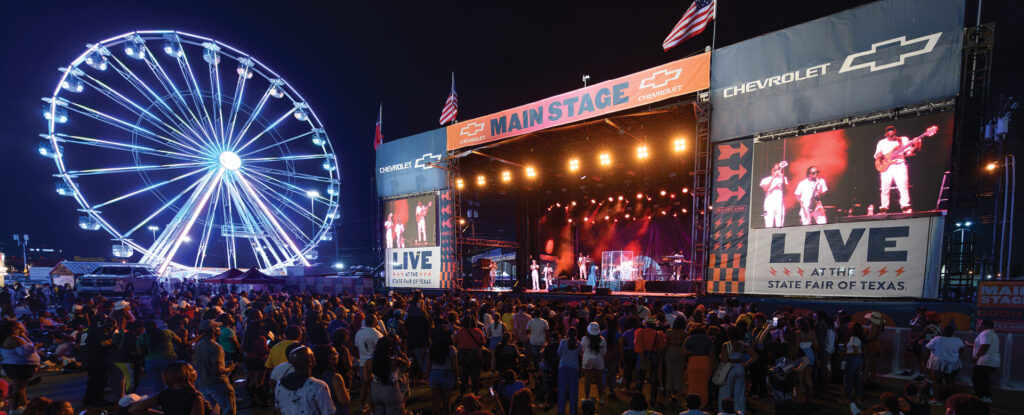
[710,0,718,50]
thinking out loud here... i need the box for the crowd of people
[0,281,1005,415]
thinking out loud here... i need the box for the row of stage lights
[455,139,687,189]
[543,189,693,223]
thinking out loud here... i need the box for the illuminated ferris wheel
[41,30,340,275]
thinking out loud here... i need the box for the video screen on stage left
[383,193,437,249]
[749,111,954,229]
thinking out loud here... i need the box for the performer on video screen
[530,259,540,291]
[384,213,394,249]
[759,161,788,227]
[873,125,937,213]
[577,253,588,280]
[415,201,432,243]
[394,218,405,248]
[794,165,828,225]
[543,262,553,290]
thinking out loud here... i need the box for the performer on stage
[873,125,937,213]
[759,161,788,227]
[530,259,541,291]
[415,201,432,243]
[794,165,828,225]
[577,253,588,280]
[384,213,394,249]
[542,262,553,291]
[489,263,498,290]
[394,218,405,248]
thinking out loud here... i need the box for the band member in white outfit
[394,219,405,248]
[542,262,554,290]
[415,201,431,242]
[384,213,394,249]
[873,125,936,213]
[577,253,588,280]
[489,263,498,290]
[759,161,788,227]
[530,259,540,290]
[794,165,828,225]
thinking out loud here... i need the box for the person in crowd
[428,326,459,415]
[862,312,884,385]
[492,333,523,375]
[404,294,432,382]
[793,317,817,401]
[944,393,990,415]
[601,318,623,397]
[663,318,687,403]
[677,393,705,415]
[580,322,606,404]
[507,388,534,415]
[274,346,336,415]
[682,323,713,408]
[364,335,410,415]
[113,321,144,399]
[242,313,271,407]
[83,316,116,407]
[454,314,485,396]
[267,325,303,389]
[454,394,492,415]
[718,325,757,413]
[844,323,865,405]
[129,362,213,415]
[0,320,40,410]
[621,392,664,415]
[138,320,189,392]
[312,345,350,415]
[527,309,549,368]
[925,325,965,405]
[194,319,236,415]
[556,327,582,415]
[968,319,999,404]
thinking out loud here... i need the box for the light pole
[306,190,319,238]
[12,234,29,274]
[147,225,160,243]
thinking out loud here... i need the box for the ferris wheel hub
[218,151,242,171]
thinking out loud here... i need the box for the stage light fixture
[525,166,537,179]
[604,215,610,220]
[456,178,465,189]
[569,158,580,172]
[458,218,466,225]
[636,145,649,160]
[682,208,688,213]
[555,202,562,208]
[568,218,573,223]
[660,190,667,196]
[636,193,643,199]
[599,153,611,166]
[673,139,686,152]
[608,197,614,202]
[590,199,596,204]
[670,193,676,199]
[986,162,998,171]
[661,210,667,215]
[618,195,624,201]
[476,175,486,186]
[571,201,577,206]
[501,170,511,183]
[625,213,631,219]
[682,187,689,193]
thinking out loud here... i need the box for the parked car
[75,265,158,296]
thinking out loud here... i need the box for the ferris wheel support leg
[234,174,310,267]
[156,168,225,275]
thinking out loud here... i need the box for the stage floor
[465,288,698,299]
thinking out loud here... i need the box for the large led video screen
[383,193,437,249]
[748,111,953,229]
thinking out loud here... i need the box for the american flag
[439,73,458,125]
[373,104,383,150]
[662,0,716,51]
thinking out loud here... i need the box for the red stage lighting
[625,213,631,219]
[456,178,465,189]
[608,197,614,202]
[604,215,610,220]
[555,202,562,208]
[617,195,624,201]
[660,190,667,196]
[569,158,580,172]
[525,166,537,179]
[670,193,676,199]
[571,201,577,206]
[682,187,689,193]
[590,199,597,204]
[583,217,589,222]
[568,218,573,223]
[661,210,667,215]
[636,193,643,199]
[682,208,688,213]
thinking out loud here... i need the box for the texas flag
[373,104,383,150]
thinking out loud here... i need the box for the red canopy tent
[225,267,284,285]
[204,268,243,284]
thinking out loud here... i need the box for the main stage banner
[709,0,964,142]
[976,281,1024,334]
[446,53,710,151]
[376,128,447,198]
[745,216,943,298]
[386,246,442,289]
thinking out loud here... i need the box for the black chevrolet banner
[710,0,964,142]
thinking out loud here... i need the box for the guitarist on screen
[873,125,938,213]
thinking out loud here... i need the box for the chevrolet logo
[414,153,442,170]
[460,122,485,137]
[639,68,682,90]
[839,32,941,73]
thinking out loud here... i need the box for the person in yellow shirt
[266,325,303,370]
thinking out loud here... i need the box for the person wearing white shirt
[793,166,827,225]
[969,319,1000,403]
[759,162,788,228]
[354,315,383,367]
[925,326,964,404]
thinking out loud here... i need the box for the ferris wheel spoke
[92,167,207,210]
[245,173,324,228]
[109,53,216,149]
[154,168,226,275]
[53,133,205,162]
[122,174,209,239]
[227,86,274,151]
[63,161,208,178]
[244,164,334,184]
[62,100,209,157]
[245,181,314,245]
[238,130,313,159]
[233,107,297,154]
[232,177,305,258]
[224,69,256,152]
[244,154,327,164]
[223,178,277,267]
[138,167,218,265]
[193,181,222,268]
[244,169,332,204]
[234,173,310,266]
[78,74,203,150]
[168,46,219,149]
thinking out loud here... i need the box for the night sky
[0,0,1015,267]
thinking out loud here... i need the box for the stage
[465,287,699,300]
[464,278,703,299]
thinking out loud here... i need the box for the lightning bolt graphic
[783,268,791,277]
[894,266,905,277]
[769,267,777,277]
[737,218,745,227]
[715,219,723,227]
[797,268,805,277]
[861,267,872,276]
[726,218,734,227]
[877,266,889,276]
[735,241,744,250]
